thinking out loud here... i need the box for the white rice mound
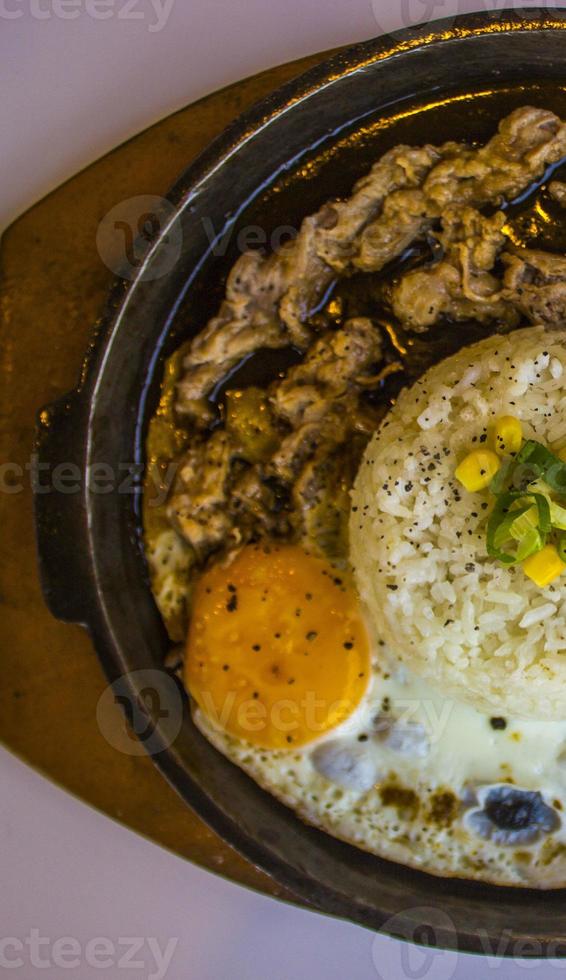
[351,325,566,722]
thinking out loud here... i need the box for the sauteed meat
[176,108,566,427]
[175,145,442,426]
[503,246,566,325]
[168,318,385,573]
[266,317,383,482]
[389,207,517,331]
[149,105,566,644]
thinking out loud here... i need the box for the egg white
[193,636,566,887]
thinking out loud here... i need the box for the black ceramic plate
[35,10,566,956]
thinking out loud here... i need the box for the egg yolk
[185,544,371,749]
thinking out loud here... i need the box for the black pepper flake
[226,595,238,612]
[306,631,318,641]
[386,584,398,591]
[252,644,261,652]
[343,641,354,650]
[222,664,230,672]
[465,563,475,572]
[227,583,237,593]
[490,717,507,731]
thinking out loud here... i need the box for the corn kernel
[455,450,501,493]
[522,545,566,588]
[494,416,523,457]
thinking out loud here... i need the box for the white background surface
[3,1,566,977]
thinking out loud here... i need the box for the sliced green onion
[533,491,552,535]
[469,437,566,572]
[521,479,566,530]
[487,491,550,565]
[550,500,566,531]
[508,504,539,540]
[515,441,566,493]
[517,528,545,563]
[489,458,514,495]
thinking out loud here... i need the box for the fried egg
[187,540,566,888]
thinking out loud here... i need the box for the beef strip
[168,318,384,564]
[423,107,566,211]
[167,429,238,559]
[390,207,519,332]
[267,317,383,482]
[315,146,444,273]
[354,187,433,274]
[228,468,290,541]
[292,433,378,561]
[174,251,302,426]
[503,246,566,325]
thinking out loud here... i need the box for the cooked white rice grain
[351,326,566,721]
